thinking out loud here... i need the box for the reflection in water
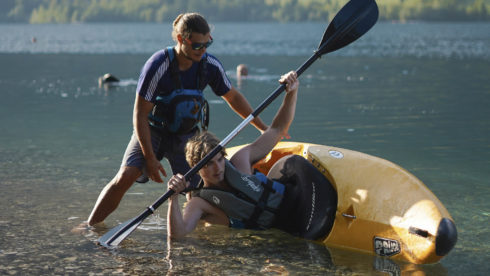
[164,225,335,275]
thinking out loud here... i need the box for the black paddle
[98,0,379,248]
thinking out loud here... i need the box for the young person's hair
[172,13,210,41]
[185,131,226,167]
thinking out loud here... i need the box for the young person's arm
[230,71,299,174]
[167,174,228,239]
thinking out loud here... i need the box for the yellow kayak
[226,141,457,264]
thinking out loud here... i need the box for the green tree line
[1,0,489,23]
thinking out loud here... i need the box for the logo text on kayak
[374,237,401,257]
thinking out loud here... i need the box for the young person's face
[181,32,212,62]
[199,152,225,186]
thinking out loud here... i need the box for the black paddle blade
[318,0,379,56]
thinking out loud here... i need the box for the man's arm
[221,87,268,133]
[133,94,167,182]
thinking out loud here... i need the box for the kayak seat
[268,154,338,240]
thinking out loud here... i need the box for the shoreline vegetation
[1,0,489,24]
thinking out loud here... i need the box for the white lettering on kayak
[306,181,316,231]
[374,237,401,257]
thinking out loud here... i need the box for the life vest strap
[246,176,280,229]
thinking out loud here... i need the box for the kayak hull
[226,141,456,264]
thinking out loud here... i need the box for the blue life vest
[149,47,209,134]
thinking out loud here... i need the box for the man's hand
[146,157,167,183]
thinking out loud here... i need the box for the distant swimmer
[236,64,249,89]
[31,37,37,43]
[98,73,120,88]
[236,64,248,78]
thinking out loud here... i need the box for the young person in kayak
[166,71,301,238]
[86,12,268,227]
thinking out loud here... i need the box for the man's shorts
[121,127,200,187]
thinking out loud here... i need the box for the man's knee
[111,166,142,189]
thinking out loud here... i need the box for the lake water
[0,22,489,275]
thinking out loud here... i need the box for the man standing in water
[87,13,267,226]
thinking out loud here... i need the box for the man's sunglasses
[186,36,213,50]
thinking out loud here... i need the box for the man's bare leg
[87,166,142,226]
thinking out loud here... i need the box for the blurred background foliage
[1,0,488,23]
